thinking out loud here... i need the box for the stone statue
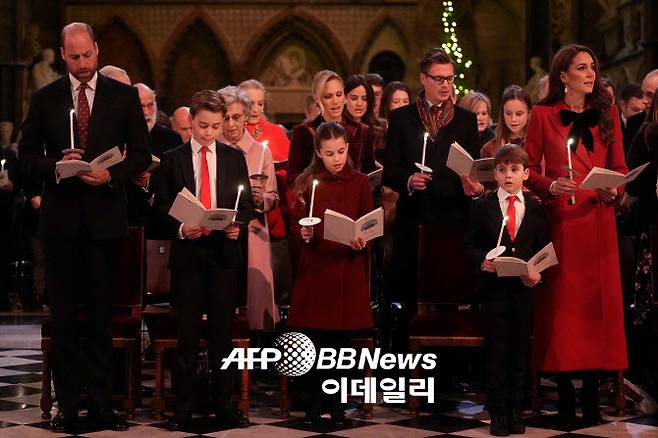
[32,48,62,90]
[525,56,548,103]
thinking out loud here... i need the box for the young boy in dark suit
[156,89,254,431]
[464,144,548,436]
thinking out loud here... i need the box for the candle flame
[238,184,244,190]
[312,179,319,187]
[70,109,75,116]
[503,215,508,225]
[261,140,269,148]
[567,138,574,146]
[424,132,429,140]
[0,159,5,166]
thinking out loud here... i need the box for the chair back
[417,223,475,307]
[145,240,171,295]
[115,226,145,313]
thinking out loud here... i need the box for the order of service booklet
[55,146,124,181]
[493,242,558,277]
[168,187,236,230]
[579,162,649,191]
[446,142,495,182]
[323,207,384,246]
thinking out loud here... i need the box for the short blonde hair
[458,91,491,115]
[311,70,343,103]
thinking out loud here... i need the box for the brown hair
[380,81,411,120]
[294,122,349,194]
[541,43,614,145]
[420,48,454,74]
[494,144,529,168]
[189,89,227,117]
[494,85,532,148]
[459,91,491,117]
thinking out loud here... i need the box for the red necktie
[77,82,90,150]
[506,195,517,241]
[200,146,211,235]
[431,105,441,117]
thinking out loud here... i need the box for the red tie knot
[507,195,517,204]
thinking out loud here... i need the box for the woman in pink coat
[524,44,628,426]
[218,86,279,330]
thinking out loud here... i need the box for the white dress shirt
[497,187,525,237]
[69,72,97,114]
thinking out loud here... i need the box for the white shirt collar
[190,137,216,154]
[497,186,525,204]
[69,71,98,92]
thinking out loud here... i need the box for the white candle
[566,138,576,205]
[234,184,244,211]
[258,140,269,175]
[0,159,5,172]
[69,109,75,149]
[421,132,429,167]
[496,216,508,249]
[308,179,319,218]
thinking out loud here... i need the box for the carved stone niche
[598,11,623,59]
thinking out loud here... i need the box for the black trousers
[481,285,533,415]
[44,236,119,414]
[556,371,601,418]
[171,242,238,418]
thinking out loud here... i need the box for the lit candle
[0,159,5,172]
[69,109,75,149]
[496,216,508,249]
[421,132,429,167]
[258,140,269,175]
[566,138,576,205]
[308,179,319,218]
[234,184,244,211]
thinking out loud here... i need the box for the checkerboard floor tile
[0,345,655,437]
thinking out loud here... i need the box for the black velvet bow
[559,108,599,153]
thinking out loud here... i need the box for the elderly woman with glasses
[217,85,280,330]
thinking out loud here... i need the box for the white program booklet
[368,165,383,189]
[579,162,650,191]
[494,242,558,277]
[146,154,161,172]
[55,146,124,181]
[324,207,384,246]
[446,142,495,182]
[168,187,236,230]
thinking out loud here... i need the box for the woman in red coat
[287,70,376,186]
[524,44,628,426]
[287,121,374,424]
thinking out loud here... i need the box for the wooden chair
[408,224,483,416]
[40,226,145,419]
[143,241,251,421]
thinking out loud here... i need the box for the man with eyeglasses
[383,48,480,345]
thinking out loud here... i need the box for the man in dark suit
[624,69,658,156]
[618,82,644,153]
[128,83,182,238]
[383,48,480,321]
[19,22,150,433]
[464,145,547,436]
[156,90,253,431]
[0,145,18,311]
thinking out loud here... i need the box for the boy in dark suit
[156,90,253,430]
[464,145,548,436]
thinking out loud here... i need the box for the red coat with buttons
[287,166,374,330]
[525,101,628,372]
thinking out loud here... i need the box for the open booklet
[494,242,558,277]
[579,162,650,191]
[56,146,124,181]
[324,207,384,246]
[146,154,160,172]
[446,142,495,182]
[168,187,236,231]
[368,164,383,189]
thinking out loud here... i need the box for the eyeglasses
[423,73,455,85]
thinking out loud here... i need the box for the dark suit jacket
[156,140,255,270]
[150,124,183,158]
[19,74,150,239]
[624,110,646,158]
[464,191,548,295]
[383,103,479,225]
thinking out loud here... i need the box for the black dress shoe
[88,411,128,431]
[508,409,525,434]
[167,416,189,431]
[490,414,510,436]
[215,409,249,428]
[50,411,79,433]
[582,412,605,426]
[330,408,347,426]
[303,413,322,425]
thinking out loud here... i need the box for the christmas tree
[440,0,472,96]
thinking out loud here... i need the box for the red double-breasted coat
[525,101,628,372]
[287,166,374,330]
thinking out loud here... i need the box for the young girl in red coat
[287,121,374,424]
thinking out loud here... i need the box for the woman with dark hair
[287,121,374,424]
[524,44,627,426]
[481,85,532,158]
[344,74,387,161]
[287,70,376,186]
[380,81,411,120]
[459,91,494,149]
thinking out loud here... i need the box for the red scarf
[415,91,454,140]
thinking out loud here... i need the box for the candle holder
[414,162,433,173]
[61,148,85,156]
[249,173,269,181]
